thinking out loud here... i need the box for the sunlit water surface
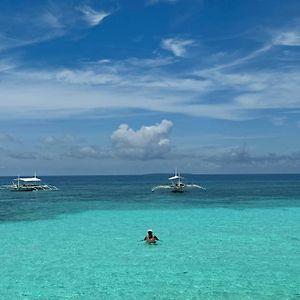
[0,175,299,299]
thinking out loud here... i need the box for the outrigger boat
[151,170,206,193]
[11,173,58,192]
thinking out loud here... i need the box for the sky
[1,0,300,175]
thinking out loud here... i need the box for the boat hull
[11,184,56,192]
[171,189,184,193]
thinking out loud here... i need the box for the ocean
[0,174,299,299]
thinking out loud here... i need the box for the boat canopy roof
[15,177,41,182]
[168,175,182,180]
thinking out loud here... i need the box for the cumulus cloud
[78,6,111,27]
[161,38,194,57]
[38,122,174,161]
[111,120,173,159]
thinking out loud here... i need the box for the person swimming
[144,229,159,244]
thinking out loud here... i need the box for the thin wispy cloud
[78,6,111,27]
[0,23,295,123]
[271,116,287,126]
[65,145,110,159]
[0,133,17,143]
[55,69,121,85]
[0,58,15,72]
[8,152,39,160]
[39,135,82,146]
[201,29,300,72]
[0,4,112,53]
[2,51,300,122]
[203,44,273,72]
[40,11,65,30]
[125,56,175,68]
[273,31,300,46]
[161,38,195,57]
[0,9,67,53]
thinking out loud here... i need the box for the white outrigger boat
[11,173,58,192]
[151,170,206,193]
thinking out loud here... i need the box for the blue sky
[1,0,300,175]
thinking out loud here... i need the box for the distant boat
[11,173,58,192]
[151,170,206,193]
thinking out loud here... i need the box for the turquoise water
[0,175,299,299]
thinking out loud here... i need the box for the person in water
[144,229,159,244]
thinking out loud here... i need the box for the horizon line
[1,172,300,177]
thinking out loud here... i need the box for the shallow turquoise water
[0,175,300,299]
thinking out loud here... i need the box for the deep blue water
[1,174,300,222]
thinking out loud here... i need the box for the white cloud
[2,61,300,121]
[0,4,112,53]
[271,116,287,126]
[273,31,300,46]
[78,6,111,27]
[0,34,22,52]
[65,145,110,159]
[161,38,194,57]
[36,134,110,160]
[78,146,98,156]
[0,9,68,53]
[55,69,120,85]
[200,30,300,72]
[111,120,173,159]
[3,26,300,123]
[39,135,80,146]
[204,44,273,72]
[40,12,64,30]
[125,56,175,68]
[38,126,174,161]
[172,145,300,173]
